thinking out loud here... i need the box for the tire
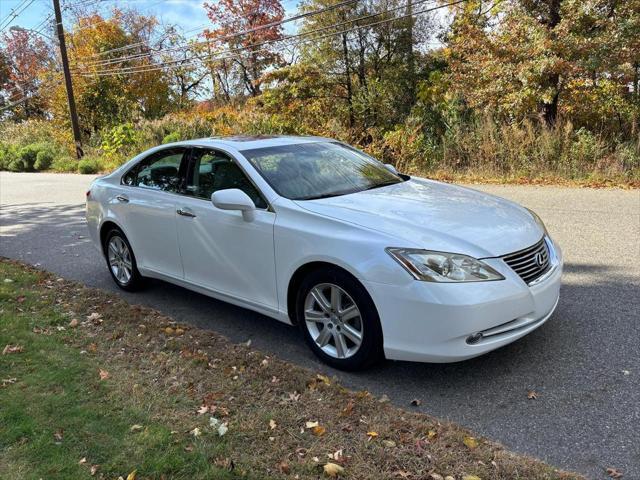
[296,267,383,371]
[103,228,144,292]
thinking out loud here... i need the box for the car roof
[177,135,334,152]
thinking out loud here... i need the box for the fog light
[466,333,483,344]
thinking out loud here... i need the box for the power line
[80,0,429,73]
[78,0,463,78]
[0,0,38,32]
[81,0,359,67]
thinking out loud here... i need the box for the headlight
[386,248,505,283]
[526,208,548,235]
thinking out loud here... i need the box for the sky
[0,0,300,38]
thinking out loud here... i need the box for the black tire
[295,267,383,371]
[103,228,144,292]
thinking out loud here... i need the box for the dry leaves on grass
[98,369,109,380]
[323,462,345,477]
[2,344,23,355]
[463,436,479,449]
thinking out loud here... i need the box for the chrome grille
[502,238,550,285]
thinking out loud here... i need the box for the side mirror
[211,188,256,222]
[384,163,399,175]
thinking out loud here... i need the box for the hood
[295,178,543,258]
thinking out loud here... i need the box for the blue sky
[0,0,300,37]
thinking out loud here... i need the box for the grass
[0,259,584,479]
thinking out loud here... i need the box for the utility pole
[53,0,83,159]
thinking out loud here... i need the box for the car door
[116,147,188,279]
[175,147,278,311]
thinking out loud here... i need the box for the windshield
[242,142,403,200]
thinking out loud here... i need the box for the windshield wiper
[361,180,401,191]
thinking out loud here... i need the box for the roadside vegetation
[1,1,639,186]
[0,258,583,479]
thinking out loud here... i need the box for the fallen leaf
[130,424,143,432]
[53,429,64,443]
[393,470,411,478]
[383,439,396,448]
[1,377,17,387]
[607,467,623,478]
[175,328,185,335]
[429,474,443,480]
[378,394,390,403]
[269,419,277,430]
[68,318,79,328]
[278,461,290,474]
[312,425,326,436]
[323,462,344,477]
[2,344,23,355]
[328,449,343,461]
[217,423,228,436]
[427,429,437,440]
[3,278,14,283]
[305,421,319,429]
[197,405,209,415]
[341,399,355,416]
[79,457,87,464]
[367,431,379,439]
[410,399,422,407]
[86,312,102,322]
[90,465,99,476]
[165,327,175,335]
[126,470,137,480]
[463,436,478,449]
[463,476,482,480]
[527,390,538,400]
[288,391,300,401]
[445,477,455,480]
[16,295,25,303]
[191,427,202,437]
[317,374,331,385]
[99,369,109,381]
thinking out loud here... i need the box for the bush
[78,157,99,174]
[51,156,78,172]
[162,132,182,144]
[0,143,18,170]
[34,148,55,171]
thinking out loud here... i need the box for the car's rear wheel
[296,268,383,371]
[104,228,144,291]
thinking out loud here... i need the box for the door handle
[177,208,196,218]
[116,194,129,203]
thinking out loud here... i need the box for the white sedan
[86,136,562,370]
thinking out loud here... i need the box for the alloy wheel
[107,235,132,285]
[304,283,363,359]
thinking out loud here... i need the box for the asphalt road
[1,172,639,479]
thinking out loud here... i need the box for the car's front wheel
[296,268,383,371]
[103,228,144,291]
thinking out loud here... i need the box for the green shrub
[34,148,55,171]
[51,156,78,172]
[16,144,42,171]
[77,157,99,174]
[0,143,18,170]
[162,132,182,144]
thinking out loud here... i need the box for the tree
[0,27,54,121]
[203,0,285,97]
[445,0,640,130]
[50,8,173,135]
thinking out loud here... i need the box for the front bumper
[365,242,563,363]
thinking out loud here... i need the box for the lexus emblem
[534,252,544,267]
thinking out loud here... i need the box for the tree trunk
[539,0,562,127]
[342,32,355,128]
